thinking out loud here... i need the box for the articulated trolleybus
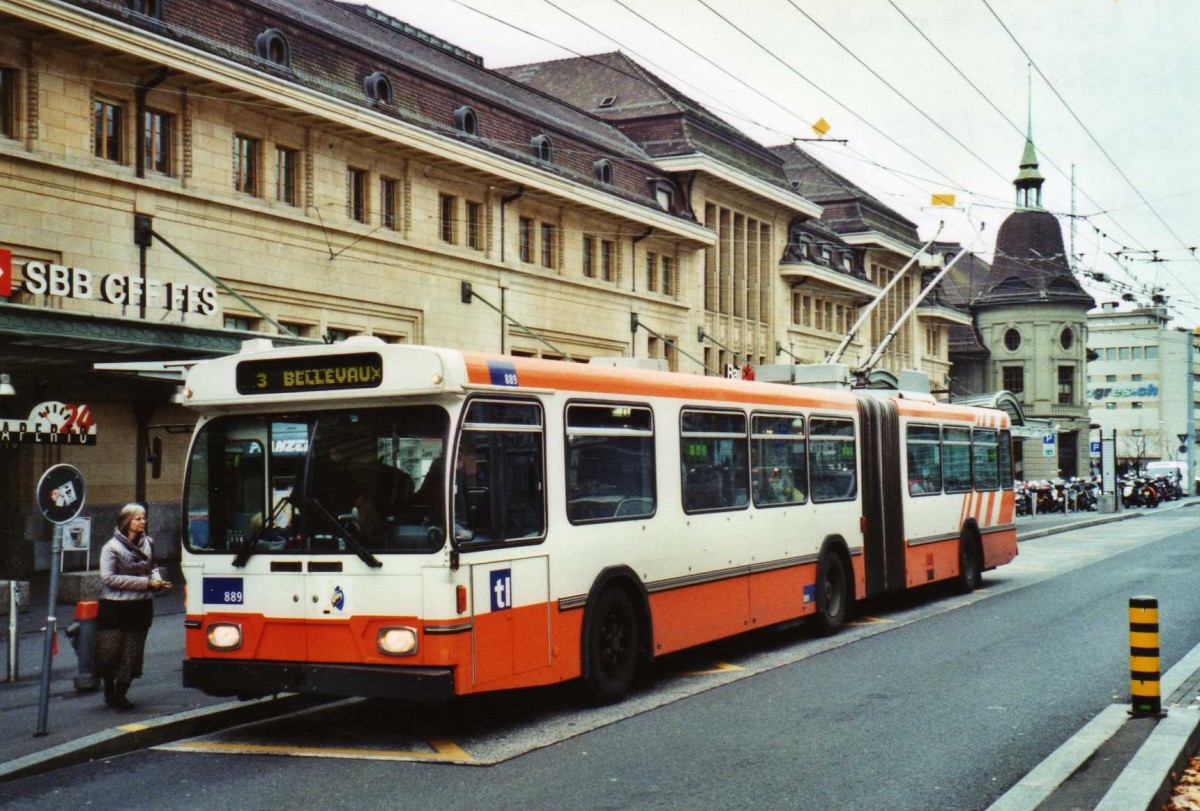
[180,337,1016,703]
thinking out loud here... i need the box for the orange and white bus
[178,338,1016,703]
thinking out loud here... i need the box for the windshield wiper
[306,496,383,569]
[231,495,293,568]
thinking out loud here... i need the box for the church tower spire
[1014,67,1044,210]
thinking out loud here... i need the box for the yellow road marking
[158,738,473,763]
[683,661,745,676]
[847,616,894,626]
[118,724,150,732]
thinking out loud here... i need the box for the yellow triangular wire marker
[931,193,957,207]
[812,117,831,137]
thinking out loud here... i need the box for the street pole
[7,580,17,681]
[34,524,62,737]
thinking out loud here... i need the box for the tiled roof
[66,0,687,214]
[771,144,920,249]
[974,210,1095,308]
[498,52,798,195]
[931,241,992,309]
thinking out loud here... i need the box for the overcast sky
[373,0,1200,326]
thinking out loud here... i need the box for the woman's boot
[112,681,134,710]
[103,678,115,706]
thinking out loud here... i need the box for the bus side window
[942,427,972,493]
[455,399,545,543]
[680,409,748,513]
[972,428,999,491]
[751,413,807,507]
[906,425,942,496]
[999,429,1014,486]
[565,403,656,523]
[809,417,856,502]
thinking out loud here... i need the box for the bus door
[454,397,551,687]
[856,398,905,596]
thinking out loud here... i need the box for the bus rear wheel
[955,531,981,594]
[583,588,640,704]
[812,552,849,636]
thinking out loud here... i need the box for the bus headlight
[377,627,418,656]
[206,622,243,651]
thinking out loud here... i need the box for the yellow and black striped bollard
[1128,596,1163,717]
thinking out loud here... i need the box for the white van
[1145,460,1186,481]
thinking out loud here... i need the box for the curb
[0,693,330,783]
[1018,499,1199,542]
[1095,707,1200,811]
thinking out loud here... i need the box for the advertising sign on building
[0,401,98,447]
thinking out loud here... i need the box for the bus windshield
[184,405,449,556]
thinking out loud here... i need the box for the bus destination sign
[236,352,383,395]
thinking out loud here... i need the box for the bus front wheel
[583,588,640,704]
[812,551,849,636]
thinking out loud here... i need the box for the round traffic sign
[35,464,86,524]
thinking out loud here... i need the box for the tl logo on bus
[490,569,512,612]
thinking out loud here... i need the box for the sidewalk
[2,500,1199,804]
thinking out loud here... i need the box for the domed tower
[972,118,1095,480]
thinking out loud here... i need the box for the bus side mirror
[148,436,163,480]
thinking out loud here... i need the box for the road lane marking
[683,662,745,676]
[847,616,894,626]
[156,737,473,763]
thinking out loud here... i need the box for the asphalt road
[3,507,1199,811]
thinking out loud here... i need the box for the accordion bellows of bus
[177,338,1016,703]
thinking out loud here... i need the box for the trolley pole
[1128,596,1164,717]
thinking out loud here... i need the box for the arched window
[531,134,553,163]
[364,71,392,105]
[1004,328,1022,352]
[255,29,290,68]
[453,105,478,136]
[593,158,613,185]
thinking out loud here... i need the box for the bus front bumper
[183,659,455,702]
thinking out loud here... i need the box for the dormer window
[364,71,392,105]
[255,29,290,68]
[129,0,162,18]
[820,245,832,264]
[841,252,853,272]
[594,158,613,185]
[651,180,674,211]
[453,105,479,136]
[598,95,617,109]
[531,134,553,163]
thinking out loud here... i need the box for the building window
[363,71,392,104]
[582,236,595,278]
[1131,401,1144,410]
[1119,347,1130,361]
[1004,328,1021,352]
[1131,373,1143,382]
[661,256,675,296]
[439,194,456,243]
[347,167,368,223]
[255,29,290,67]
[645,252,657,292]
[275,147,298,205]
[142,109,172,175]
[380,177,399,229]
[519,217,532,263]
[654,183,673,211]
[224,315,258,331]
[93,98,124,162]
[594,158,613,185]
[926,327,942,356]
[1002,365,1024,395]
[0,68,16,139]
[1057,366,1074,405]
[600,239,614,281]
[531,134,553,163]
[466,201,482,250]
[1105,348,1116,361]
[541,223,556,269]
[1106,402,1117,410]
[1146,346,1159,360]
[129,0,162,19]
[1105,374,1117,383]
[453,105,478,136]
[233,134,259,195]
[1132,346,1144,360]
[1060,327,1074,350]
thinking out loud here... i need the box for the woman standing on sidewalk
[96,503,171,709]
